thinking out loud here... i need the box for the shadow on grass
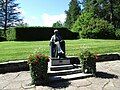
[95,71,118,79]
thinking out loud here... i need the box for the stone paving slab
[0,60,120,90]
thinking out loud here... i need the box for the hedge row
[0,29,3,37]
[6,27,79,41]
[0,29,6,41]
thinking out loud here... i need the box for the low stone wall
[96,53,120,62]
[0,60,29,74]
[0,53,120,74]
[67,53,120,63]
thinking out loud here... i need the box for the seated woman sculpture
[50,30,64,58]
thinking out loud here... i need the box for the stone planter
[28,53,49,85]
[82,59,96,74]
[79,50,96,74]
[29,62,48,85]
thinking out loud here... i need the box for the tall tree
[64,0,81,30]
[83,0,120,28]
[0,0,22,37]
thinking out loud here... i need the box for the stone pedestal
[50,56,80,66]
[50,58,70,66]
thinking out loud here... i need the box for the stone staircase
[48,64,82,76]
[48,57,93,81]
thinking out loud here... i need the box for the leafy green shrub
[28,52,49,85]
[81,18,115,39]
[115,29,120,39]
[28,53,49,64]
[6,28,16,41]
[72,12,115,39]
[72,12,94,33]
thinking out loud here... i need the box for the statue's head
[54,29,59,35]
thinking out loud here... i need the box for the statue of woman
[50,29,64,58]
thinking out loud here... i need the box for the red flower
[95,54,99,61]
[34,60,39,64]
[28,53,49,64]
[36,55,40,59]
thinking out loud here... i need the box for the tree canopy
[71,0,120,39]
[83,0,120,28]
[64,0,81,30]
[52,21,63,28]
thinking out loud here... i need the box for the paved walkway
[0,60,120,90]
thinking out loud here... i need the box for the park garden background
[0,0,120,62]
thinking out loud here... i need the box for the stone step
[48,68,82,76]
[49,73,93,82]
[50,64,81,71]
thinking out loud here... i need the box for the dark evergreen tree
[0,0,22,37]
[83,0,120,28]
[64,0,81,30]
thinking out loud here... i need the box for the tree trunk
[109,0,114,24]
[4,0,8,37]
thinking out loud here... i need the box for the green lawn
[0,39,120,63]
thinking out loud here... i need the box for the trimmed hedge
[6,27,79,41]
[0,29,6,41]
[0,36,6,41]
[0,29,4,37]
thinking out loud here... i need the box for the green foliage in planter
[28,53,49,85]
[79,49,96,74]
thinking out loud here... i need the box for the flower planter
[82,59,96,74]
[28,53,49,85]
[29,62,48,85]
[80,50,96,74]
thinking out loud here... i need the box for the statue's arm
[50,35,54,46]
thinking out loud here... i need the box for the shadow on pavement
[48,81,71,89]
[95,71,118,79]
